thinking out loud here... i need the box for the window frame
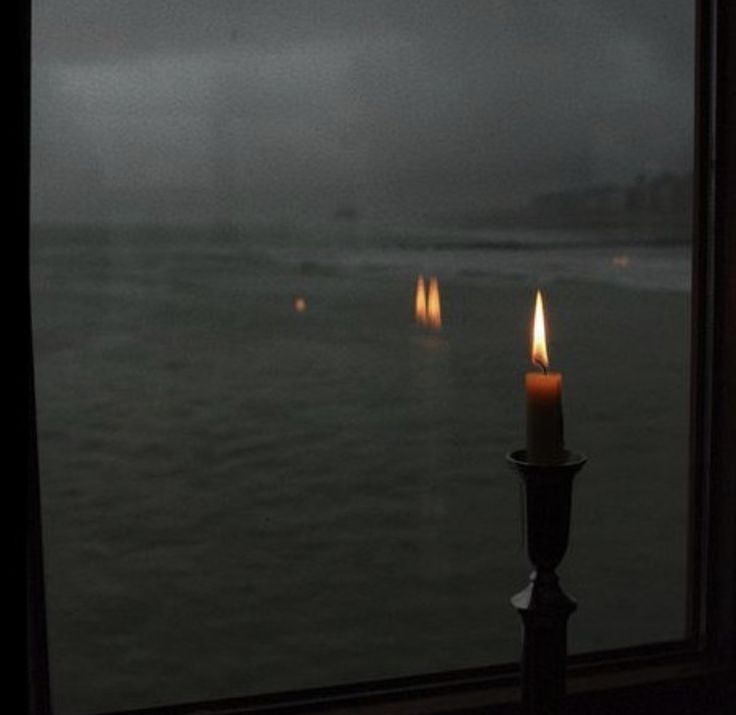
[23,0,735,713]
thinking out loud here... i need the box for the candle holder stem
[506,450,587,715]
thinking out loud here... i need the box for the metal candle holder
[506,449,587,715]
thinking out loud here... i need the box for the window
[25,1,735,714]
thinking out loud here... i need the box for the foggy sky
[31,0,694,225]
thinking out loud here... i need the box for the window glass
[31,1,693,713]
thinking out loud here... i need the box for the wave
[32,222,691,294]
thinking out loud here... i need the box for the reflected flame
[427,277,442,330]
[293,296,307,313]
[415,276,427,325]
[415,275,442,330]
[612,254,630,268]
[532,289,549,370]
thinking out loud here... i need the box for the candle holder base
[506,449,587,715]
[511,570,576,615]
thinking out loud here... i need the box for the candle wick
[534,359,548,375]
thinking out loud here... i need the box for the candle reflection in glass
[415,276,427,325]
[415,275,442,331]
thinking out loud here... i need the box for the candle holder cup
[506,449,587,715]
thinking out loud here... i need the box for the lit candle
[525,290,565,464]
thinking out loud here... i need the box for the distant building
[530,171,691,227]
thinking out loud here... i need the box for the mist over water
[31,1,693,713]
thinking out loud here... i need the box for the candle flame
[415,276,427,325]
[293,296,307,313]
[427,276,442,330]
[532,289,549,371]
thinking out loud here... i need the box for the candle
[525,290,565,464]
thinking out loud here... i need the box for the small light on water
[293,296,307,313]
[612,254,631,268]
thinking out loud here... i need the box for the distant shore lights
[415,275,442,330]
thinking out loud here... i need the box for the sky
[31,0,694,225]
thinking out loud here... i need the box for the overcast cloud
[31,0,694,224]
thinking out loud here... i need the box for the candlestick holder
[506,449,587,715]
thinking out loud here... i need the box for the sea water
[31,222,690,714]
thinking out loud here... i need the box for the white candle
[525,290,565,464]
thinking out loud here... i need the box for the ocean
[31,221,691,714]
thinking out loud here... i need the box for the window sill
[102,648,735,715]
